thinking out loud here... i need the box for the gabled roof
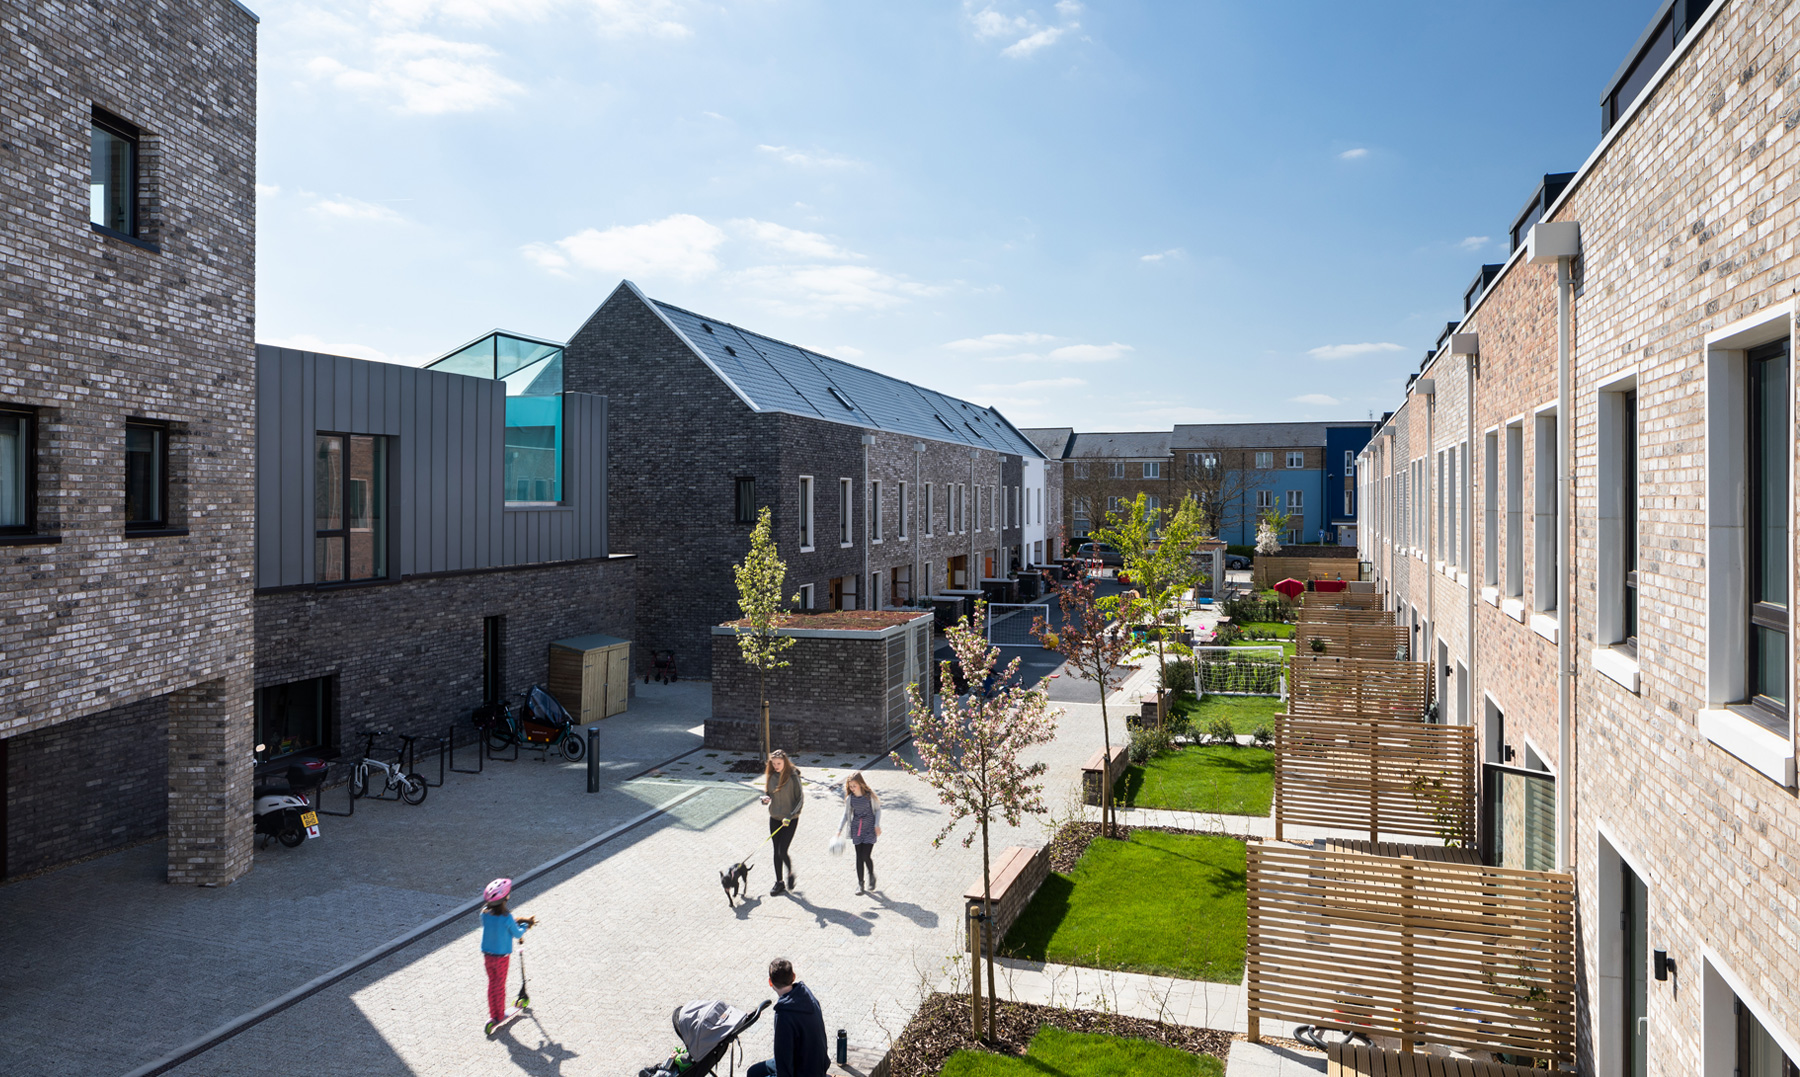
[630,285,1043,458]
[1171,421,1371,449]
[1020,427,1076,459]
[1064,431,1171,459]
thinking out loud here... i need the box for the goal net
[987,602,1051,647]
[1192,645,1286,699]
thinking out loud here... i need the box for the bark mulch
[888,992,1233,1077]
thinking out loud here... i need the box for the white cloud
[1338,147,1369,160]
[307,33,524,114]
[255,183,281,198]
[1003,26,1066,57]
[1307,341,1405,361]
[1047,342,1132,362]
[1457,235,1491,252]
[372,0,692,38]
[945,332,1059,353]
[1291,393,1342,407]
[522,213,725,281]
[976,377,1087,392]
[1140,248,1184,263]
[311,196,408,223]
[757,144,862,169]
[729,263,944,317]
[1054,0,1082,15]
[965,1,1079,58]
[833,346,865,359]
[732,219,861,261]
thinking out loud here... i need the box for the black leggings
[855,842,875,886]
[771,816,797,881]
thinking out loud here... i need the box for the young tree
[895,608,1059,1042]
[731,506,796,763]
[1255,508,1289,556]
[1033,578,1133,839]
[1100,494,1210,702]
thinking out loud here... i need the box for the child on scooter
[480,877,536,1035]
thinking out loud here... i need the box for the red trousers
[484,953,510,1022]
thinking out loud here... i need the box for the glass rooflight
[427,331,565,504]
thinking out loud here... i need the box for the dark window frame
[0,405,37,536]
[1622,389,1639,652]
[1746,339,1790,727]
[254,676,336,763]
[734,476,757,525]
[314,431,390,585]
[90,108,142,242]
[123,418,169,531]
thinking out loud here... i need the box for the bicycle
[349,730,429,805]
[481,686,587,763]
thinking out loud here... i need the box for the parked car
[1224,554,1251,570]
[1074,541,1123,567]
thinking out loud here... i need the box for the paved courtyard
[5,668,1163,1077]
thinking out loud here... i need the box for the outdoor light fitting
[1450,332,1479,357]
[1414,378,1436,396]
[1654,949,1676,981]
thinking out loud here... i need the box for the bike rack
[448,723,483,774]
[406,734,449,788]
[488,736,520,763]
[315,760,355,818]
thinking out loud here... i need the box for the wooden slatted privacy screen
[1301,591,1385,610]
[1246,843,1577,1065]
[1293,622,1411,661]
[1254,558,1365,589]
[1298,606,1398,626]
[1288,655,1434,719]
[1273,713,1476,844]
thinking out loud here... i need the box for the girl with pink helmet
[479,877,536,1035]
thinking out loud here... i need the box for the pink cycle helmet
[483,878,512,903]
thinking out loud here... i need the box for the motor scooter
[254,747,327,849]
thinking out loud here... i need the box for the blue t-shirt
[481,911,529,956]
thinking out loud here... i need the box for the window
[839,478,854,545]
[0,407,34,534]
[125,420,169,530]
[925,483,934,536]
[314,433,387,582]
[483,616,505,705]
[1256,489,1273,511]
[1598,387,1640,650]
[1484,432,1499,588]
[1446,445,1458,568]
[1072,462,1089,480]
[1345,450,1355,475]
[1073,497,1090,533]
[1535,412,1558,612]
[798,476,814,549]
[1109,462,1126,479]
[960,484,968,533]
[734,476,757,524]
[255,677,332,762]
[1506,423,1525,597]
[869,479,882,542]
[1286,451,1305,469]
[1748,341,1789,719]
[90,110,139,238]
[1142,461,1161,479]
[797,583,814,610]
[898,481,908,539]
[1345,488,1356,517]
[1255,451,1274,470]
[1146,496,1161,511]
[1285,528,1301,545]
[1737,993,1799,1076]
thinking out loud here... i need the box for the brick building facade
[1359,1,1800,1070]
[0,0,259,883]
[563,281,1052,679]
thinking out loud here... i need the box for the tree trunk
[969,902,983,1037]
[981,802,996,1042]
[1099,687,1113,838]
[759,661,770,766]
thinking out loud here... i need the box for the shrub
[1129,724,1177,764]
[1251,722,1273,748]
[1205,715,1237,746]
[1211,622,1242,646]
[1308,634,1328,653]
[1162,657,1196,692]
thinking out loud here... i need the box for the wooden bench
[1327,1042,1549,1075]
[1325,839,1481,866]
[963,844,1049,956]
[1081,744,1130,806]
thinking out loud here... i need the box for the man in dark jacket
[748,957,829,1077]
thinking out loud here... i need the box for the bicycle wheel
[487,728,513,752]
[401,774,428,805]
[350,767,368,799]
[560,732,586,763]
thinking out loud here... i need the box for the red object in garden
[1313,579,1348,593]
[1273,577,1305,600]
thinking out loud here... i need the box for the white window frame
[1072,462,1089,480]
[1255,451,1273,470]
[797,583,814,609]
[1285,489,1303,512]
[1256,489,1273,511]
[1505,422,1525,599]
[839,477,854,547]
[1286,451,1305,469]
[869,479,882,543]
[1596,374,1640,660]
[1483,430,1499,589]
[1345,449,1355,475]
[1109,462,1125,479]
[898,480,908,539]
[1142,460,1161,479]
[798,475,815,551]
[925,482,935,536]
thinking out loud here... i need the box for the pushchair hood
[524,684,575,728]
[673,999,750,1060]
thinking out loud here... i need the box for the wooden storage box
[547,633,631,724]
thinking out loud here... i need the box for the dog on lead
[720,860,753,908]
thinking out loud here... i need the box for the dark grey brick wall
[255,557,637,757]
[709,633,896,755]
[5,696,168,878]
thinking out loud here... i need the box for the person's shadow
[866,891,938,928]
[496,1014,579,1077]
[784,890,873,936]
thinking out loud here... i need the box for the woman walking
[761,749,803,895]
[479,878,535,1035]
[837,772,882,894]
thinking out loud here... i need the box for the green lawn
[1239,620,1293,638]
[1172,692,1282,734]
[940,1025,1222,1077]
[1002,830,1248,982]
[1116,744,1273,816]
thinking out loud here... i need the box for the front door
[1622,862,1648,1076]
[829,576,845,610]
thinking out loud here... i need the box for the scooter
[254,746,327,849]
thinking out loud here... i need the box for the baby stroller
[638,998,771,1077]
[646,649,678,684]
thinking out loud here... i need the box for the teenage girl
[837,772,882,894]
[760,749,803,895]
[480,877,536,1035]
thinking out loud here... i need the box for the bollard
[836,1029,847,1065]
[586,726,600,792]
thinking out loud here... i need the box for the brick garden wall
[710,631,916,755]
[255,557,636,757]
[4,696,168,878]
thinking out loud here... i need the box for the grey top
[766,770,803,820]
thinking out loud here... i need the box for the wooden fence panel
[1298,606,1397,626]
[1291,622,1411,661]
[1273,713,1475,844]
[1254,557,1366,589]
[1300,591,1384,610]
[1246,843,1577,1064]
[1288,655,1433,718]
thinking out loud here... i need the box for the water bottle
[836,1029,847,1064]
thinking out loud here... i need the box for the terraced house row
[1356,1,1800,1072]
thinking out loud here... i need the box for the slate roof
[1020,427,1075,459]
[1063,431,1171,459]
[644,292,1043,459]
[1170,421,1372,449]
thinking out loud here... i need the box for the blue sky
[256,0,1656,430]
